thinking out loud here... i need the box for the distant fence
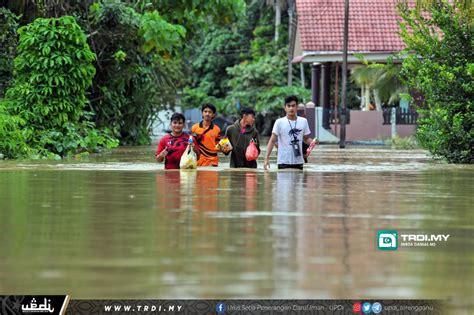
[383,107,418,125]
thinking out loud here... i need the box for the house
[291,0,416,142]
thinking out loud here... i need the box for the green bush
[1,15,117,159]
[398,2,473,163]
[0,101,31,159]
[0,7,19,98]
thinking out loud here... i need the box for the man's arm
[264,133,278,170]
[303,134,313,145]
[156,138,167,163]
[304,135,319,145]
[156,147,168,163]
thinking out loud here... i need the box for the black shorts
[278,164,304,170]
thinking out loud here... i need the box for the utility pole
[340,0,349,148]
[288,0,294,86]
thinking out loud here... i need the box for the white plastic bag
[179,139,197,169]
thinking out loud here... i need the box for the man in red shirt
[156,113,199,169]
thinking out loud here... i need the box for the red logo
[353,302,362,313]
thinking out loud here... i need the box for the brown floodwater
[0,145,472,313]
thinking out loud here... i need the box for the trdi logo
[377,230,398,250]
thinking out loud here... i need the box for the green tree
[1,16,117,158]
[413,0,473,22]
[182,1,308,119]
[351,63,404,110]
[226,48,309,113]
[2,0,246,145]
[83,0,245,144]
[0,8,19,98]
[84,1,185,145]
[398,1,473,163]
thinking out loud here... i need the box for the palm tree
[351,66,375,110]
[351,64,405,111]
[371,64,405,107]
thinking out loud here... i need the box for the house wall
[330,110,416,141]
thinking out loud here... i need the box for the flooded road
[0,145,473,313]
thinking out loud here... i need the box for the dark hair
[201,103,217,113]
[241,107,255,117]
[285,95,299,105]
[170,112,185,123]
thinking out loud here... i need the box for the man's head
[201,103,217,122]
[284,95,299,117]
[170,112,185,134]
[240,107,256,127]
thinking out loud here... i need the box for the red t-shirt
[156,133,190,169]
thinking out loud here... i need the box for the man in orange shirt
[191,103,221,166]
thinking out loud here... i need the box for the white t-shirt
[272,116,311,165]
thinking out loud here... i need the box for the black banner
[0,297,445,314]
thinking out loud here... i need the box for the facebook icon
[216,302,226,314]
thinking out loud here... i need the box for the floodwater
[0,145,473,313]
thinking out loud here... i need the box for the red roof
[296,0,406,52]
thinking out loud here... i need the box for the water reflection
[0,147,472,313]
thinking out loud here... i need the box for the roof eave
[296,51,409,63]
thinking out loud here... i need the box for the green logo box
[377,230,398,250]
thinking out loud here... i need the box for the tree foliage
[182,1,310,117]
[226,48,310,113]
[398,1,473,163]
[1,0,246,146]
[0,8,19,98]
[82,0,246,144]
[351,63,404,110]
[83,1,183,145]
[0,16,117,159]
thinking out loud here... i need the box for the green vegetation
[6,0,470,163]
[351,63,404,111]
[0,1,247,158]
[398,1,473,163]
[0,7,18,98]
[385,136,419,150]
[0,16,117,159]
[83,0,245,144]
[182,2,310,118]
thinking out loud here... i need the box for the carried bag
[180,138,197,169]
[306,139,318,157]
[215,138,233,152]
[245,139,259,161]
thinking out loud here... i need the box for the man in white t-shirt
[264,95,318,170]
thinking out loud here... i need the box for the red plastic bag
[245,140,259,161]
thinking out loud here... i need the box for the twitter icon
[362,302,372,314]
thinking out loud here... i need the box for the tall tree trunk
[373,89,382,111]
[275,0,281,43]
[364,84,371,111]
[287,8,293,86]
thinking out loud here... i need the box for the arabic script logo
[22,297,54,313]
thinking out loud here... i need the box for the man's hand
[221,144,232,154]
[264,159,270,170]
[158,147,168,159]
